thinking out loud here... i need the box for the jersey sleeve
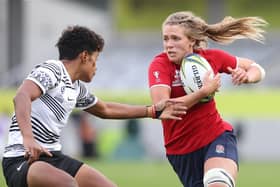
[26,61,62,94]
[148,55,172,88]
[75,82,98,110]
[211,49,237,74]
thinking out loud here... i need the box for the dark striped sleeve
[75,81,98,109]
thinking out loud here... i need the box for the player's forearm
[108,103,148,119]
[13,92,34,138]
[176,88,208,108]
[88,102,149,119]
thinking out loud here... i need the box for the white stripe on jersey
[3,60,98,157]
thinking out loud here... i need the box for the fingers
[24,150,31,159]
[227,66,234,73]
[205,71,212,77]
[164,116,183,120]
[162,110,186,120]
[157,98,187,111]
[228,66,248,85]
[25,150,38,164]
[168,103,188,113]
[170,108,187,116]
[202,71,213,82]
[160,113,183,120]
[25,147,52,164]
[159,103,187,120]
[232,70,247,85]
[214,74,221,91]
[154,99,167,111]
[166,99,184,105]
[214,73,221,79]
[42,148,53,157]
[174,105,188,113]
[173,111,187,116]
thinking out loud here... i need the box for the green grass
[1,160,279,187]
[237,162,280,187]
[91,161,280,187]
[88,160,182,187]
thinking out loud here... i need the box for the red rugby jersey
[148,49,236,155]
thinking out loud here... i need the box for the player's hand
[23,136,53,164]
[201,71,221,95]
[155,99,187,120]
[227,67,248,85]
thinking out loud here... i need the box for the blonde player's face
[162,25,195,64]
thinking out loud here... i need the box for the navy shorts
[2,151,83,187]
[167,130,238,187]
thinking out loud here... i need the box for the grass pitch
[1,160,279,187]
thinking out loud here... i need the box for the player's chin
[87,73,96,82]
[82,76,93,83]
[168,55,181,64]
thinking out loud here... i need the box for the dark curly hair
[56,25,104,60]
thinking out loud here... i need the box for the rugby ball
[180,53,214,102]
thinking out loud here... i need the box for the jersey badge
[215,144,225,154]
[153,71,161,83]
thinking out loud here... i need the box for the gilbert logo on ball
[180,53,214,102]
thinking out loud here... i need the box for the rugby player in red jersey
[148,11,266,187]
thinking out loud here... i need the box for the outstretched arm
[84,99,187,120]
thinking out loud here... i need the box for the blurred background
[0,0,279,186]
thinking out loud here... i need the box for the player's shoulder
[35,60,63,78]
[195,48,228,57]
[35,60,62,72]
[151,52,171,66]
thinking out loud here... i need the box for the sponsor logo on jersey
[172,69,183,87]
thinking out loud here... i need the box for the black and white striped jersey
[3,60,98,157]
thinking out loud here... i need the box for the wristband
[147,105,163,119]
[250,63,265,80]
[155,110,163,119]
[152,105,163,119]
[146,105,153,118]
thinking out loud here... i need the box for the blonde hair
[163,11,268,49]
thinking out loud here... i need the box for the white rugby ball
[180,53,214,102]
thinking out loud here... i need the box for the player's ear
[188,37,196,47]
[80,51,88,63]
